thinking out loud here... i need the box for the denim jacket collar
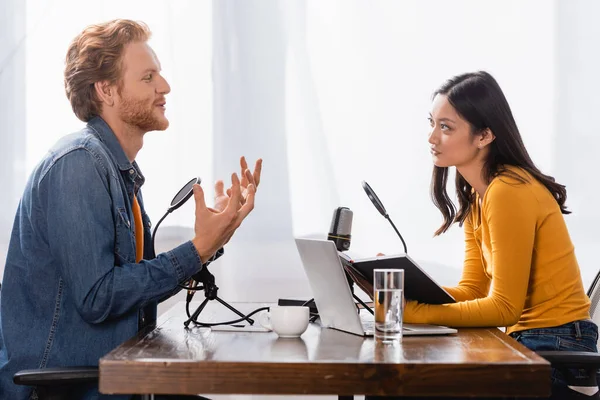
[87,116,146,189]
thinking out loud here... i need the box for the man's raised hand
[191,173,256,263]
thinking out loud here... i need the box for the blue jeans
[509,319,600,399]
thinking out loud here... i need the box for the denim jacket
[0,116,204,399]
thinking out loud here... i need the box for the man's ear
[94,81,115,107]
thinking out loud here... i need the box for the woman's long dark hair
[431,71,569,236]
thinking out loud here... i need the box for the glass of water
[374,269,404,343]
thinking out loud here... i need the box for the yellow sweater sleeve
[405,179,536,327]
[442,217,490,302]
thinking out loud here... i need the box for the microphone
[151,177,201,253]
[361,181,408,254]
[150,177,201,300]
[326,206,374,315]
[328,207,355,299]
[327,207,353,251]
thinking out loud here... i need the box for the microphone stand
[385,214,408,254]
[183,266,254,328]
[150,177,255,329]
[345,270,375,316]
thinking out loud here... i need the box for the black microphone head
[328,207,353,251]
[169,177,201,212]
[361,181,387,217]
[153,177,201,254]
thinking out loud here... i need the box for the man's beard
[118,94,168,132]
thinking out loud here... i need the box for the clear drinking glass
[374,269,404,343]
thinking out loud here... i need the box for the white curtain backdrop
[554,0,600,285]
[209,0,598,305]
[298,0,557,261]
[1,0,599,310]
[0,0,26,255]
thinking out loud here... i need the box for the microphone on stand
[150,177,201,300]
[327,207,353,252]
[327,206,375,315]
[152,176,254,328]
[151,177,201,254]
[327,207,354,294]
[361,181,408,254]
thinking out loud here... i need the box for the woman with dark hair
[397,71,597,400]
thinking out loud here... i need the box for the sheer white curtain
[0,0,26,263]
[554,0,600,286]
[0,0,26,252]
[287,0,558,282]
[292,0,599,288]
[3,0,599,301]
[211,0,599,303]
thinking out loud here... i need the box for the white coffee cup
[259,306,309,338]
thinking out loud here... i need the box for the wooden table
[99,301,551,398]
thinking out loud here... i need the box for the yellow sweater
[405,166,590,334]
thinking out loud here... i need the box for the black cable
[301,298,322,322]
[151,209,171,258]
[180,282,203,291]
[152,206,200,292]
[353,293,374,315]
[184,306,270,328]
[151,193,199,291]
[385,214,408,254]
[301,298,314,307]
[300,297,372,316]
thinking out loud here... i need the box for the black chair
[535,269,600,398]
[13,366,98,400]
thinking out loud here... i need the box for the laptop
[295,237,457,337]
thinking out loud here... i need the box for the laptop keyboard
[362,319,414,333]
[362,320,375,330]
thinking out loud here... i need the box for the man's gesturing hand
[191,173,256,263]
[226,157,262,208]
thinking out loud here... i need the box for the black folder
[339,252,456,305]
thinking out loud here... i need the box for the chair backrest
[586,270,600,346]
